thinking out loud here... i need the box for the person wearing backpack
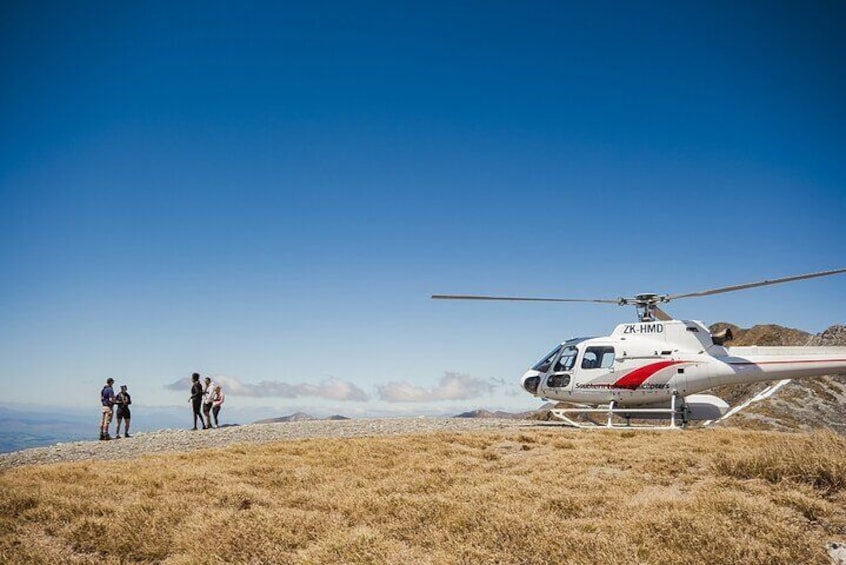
[114,385,132,438]
[100,378,116,440]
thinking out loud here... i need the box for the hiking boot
[114,434,121,439]
[99,432,106,441]
[124,433,131,438]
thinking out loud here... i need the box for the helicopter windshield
[531,345,561,372]
[531,339,589,373]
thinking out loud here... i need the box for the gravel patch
[0,418,536,471]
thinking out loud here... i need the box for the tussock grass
[1,427,845,564]
[714,429,846,495]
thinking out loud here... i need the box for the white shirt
[202,381,216,405]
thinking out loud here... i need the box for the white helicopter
[433,268,846,428]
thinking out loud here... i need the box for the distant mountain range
[253,405,560,424]
[453,407,552,420]
[254,412,351,424]
[252,405,563,423]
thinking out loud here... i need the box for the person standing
[189,373,205,430]
[202,376,215,429]
[210,385,225,428]
[100,378,116,440]
[114,385,132,438]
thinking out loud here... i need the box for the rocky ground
[0,417,535,471]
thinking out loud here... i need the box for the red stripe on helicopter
[612,361,686,390]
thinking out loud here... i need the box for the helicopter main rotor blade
[431,294,620,304]
[666,267,846,302]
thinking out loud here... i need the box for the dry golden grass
[2,427,845,564]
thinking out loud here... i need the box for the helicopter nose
[521,370,541,395]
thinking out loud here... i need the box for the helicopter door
[542,345,578,394]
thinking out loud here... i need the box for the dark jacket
[190,382,203,403]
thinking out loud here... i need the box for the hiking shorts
[116,407,131,420]
[101,406,113,427]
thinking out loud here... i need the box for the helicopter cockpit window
[553,345,579,372]
[531,345,562,372]
[582,346,615,369]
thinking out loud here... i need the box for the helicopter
[432,268,846,428]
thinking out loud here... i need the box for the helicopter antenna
[431,267,846,322]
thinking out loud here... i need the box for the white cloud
[377,372,494,403]
[165,375,369,401]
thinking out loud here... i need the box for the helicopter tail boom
[713,346,846,386]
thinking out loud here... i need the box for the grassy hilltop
[1,427,845,564]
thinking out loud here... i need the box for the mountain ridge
[254,412,352,424]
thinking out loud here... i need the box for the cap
[120,385,127,389]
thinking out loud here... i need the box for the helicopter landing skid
[549,395,686,430]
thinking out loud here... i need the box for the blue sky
[1,1,845,417]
